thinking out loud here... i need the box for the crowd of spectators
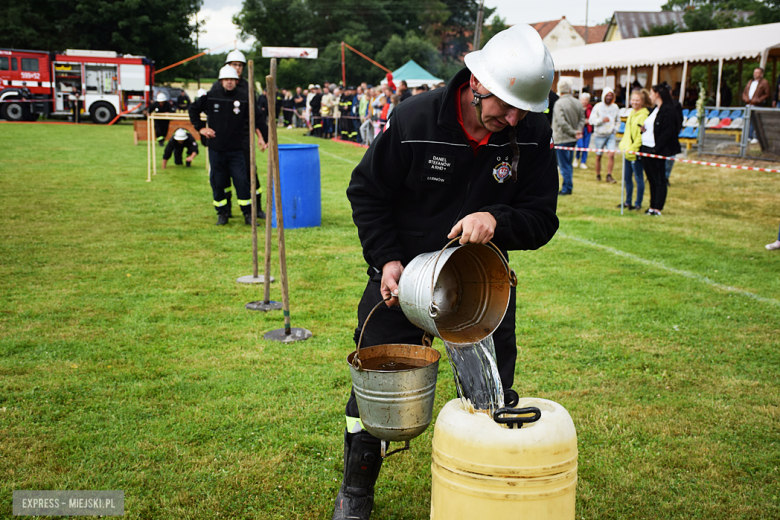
[552,80,684,216]
[263,75,444,145]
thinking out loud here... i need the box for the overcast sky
[195,0,670,51]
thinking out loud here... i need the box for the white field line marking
[272,140,778,306]
[559,233,779,307]
[279,135,360,165]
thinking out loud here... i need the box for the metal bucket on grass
[347,299,441,456]
[398,238,517,345]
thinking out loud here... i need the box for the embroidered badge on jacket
[492,158,511,183]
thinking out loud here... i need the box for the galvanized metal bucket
[398,238,517,345]
[348,299,441,453]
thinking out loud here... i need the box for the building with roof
[551,21,780,108]
[531,17,607,51]
[603,11,752,41]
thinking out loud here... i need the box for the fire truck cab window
[22,59,39,72]
[11,58,17,71]
[0,57,8,71]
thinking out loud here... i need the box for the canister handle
[428,236,517,319]
[353,297,392,370]
[493,406,542,429]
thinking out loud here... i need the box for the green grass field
[1,121,779,519]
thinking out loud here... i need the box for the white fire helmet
[218,65,240,80]
[156,92,168,102]
[173,128,188,141]
[464,24,554,112]
[225,50,247,64]
[197,88,207,97]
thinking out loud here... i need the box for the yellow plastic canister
[430,398,577,520]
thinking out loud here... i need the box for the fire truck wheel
[2,99,29,122]
[91,102,116,125]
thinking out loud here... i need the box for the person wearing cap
[147,92,174,146]
[589,87,620,183]
[336,24,559,520]
[162,128,198,169]
[189,65,267,226]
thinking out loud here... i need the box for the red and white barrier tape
[554,145,780,174]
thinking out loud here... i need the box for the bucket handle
[492,406,542,429]
[353,297,391,370]
[428,237,518,319]
[353,297,434,370]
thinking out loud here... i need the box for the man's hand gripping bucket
[347,298,441,458]
[398,238,518,345]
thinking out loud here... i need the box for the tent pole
[760,48,769,69]
[579,66,584,93]
[626,64,631,98]
[737,60,743,99]
[652,64,659,86]
[716,58,723,108]
[679,60,688,106]
[602,67,607,94]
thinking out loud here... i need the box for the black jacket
[162,133,198,160]
[649,103,682,157]
[190,81,267,151]
[309,93,322,114]
[346,67,559,270]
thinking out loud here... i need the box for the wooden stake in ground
[238,60,275,289]
[264,61,278,303]
[244,61,282,311]
[263,58,311,342]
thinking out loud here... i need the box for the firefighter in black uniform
[189,65,267,226]
[333,25,559,520]
[148,92,174,146]
[309,85,323,137]
[162,128,198,169]
[339,86,354,141]
[209,50,268,219]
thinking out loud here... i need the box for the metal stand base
[263,328,312,342]
[237,275,275,284]
[245,301,284,311]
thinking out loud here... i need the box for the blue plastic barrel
[271,144,321,229]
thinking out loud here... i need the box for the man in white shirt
[589,87,620,183]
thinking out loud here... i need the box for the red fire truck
[0,48,154,124]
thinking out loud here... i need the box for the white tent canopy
[551,22,780,72]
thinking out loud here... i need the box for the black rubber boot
[257,194,266,220]
[332,430,383,520]
[216,213,229,226]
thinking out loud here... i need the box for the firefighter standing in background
[148,92,174,146]
[210,50,268,219]
[162,128,198,169]
[190,65,267,226]
[338,87,352,140]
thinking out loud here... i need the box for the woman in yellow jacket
[618,89,652,210]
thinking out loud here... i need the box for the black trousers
[641,146,668,211]
[222,147,262,210]
[209,149,251,216]
[346,270,518,419]
[154,120,170,142]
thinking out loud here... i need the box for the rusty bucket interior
[347,299,442,447]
